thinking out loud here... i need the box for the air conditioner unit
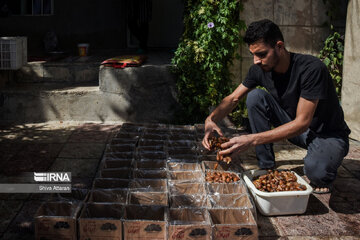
[0,37,27,70]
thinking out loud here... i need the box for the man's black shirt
[242,52,350,137]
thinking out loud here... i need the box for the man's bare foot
[302,175,331,194]
[313,187,331,194]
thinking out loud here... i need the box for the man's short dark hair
[244,19,284,47]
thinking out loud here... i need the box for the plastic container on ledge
[77,43,89,56]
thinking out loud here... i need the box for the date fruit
[252,170,306,192]
[209,136,232,168]
[205,171,240,183]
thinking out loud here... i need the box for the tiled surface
[0,143,22,165]
[58,143,105,159]
[342,158,360,179]
[74,123,122,132]
[8,143,64,160]
[6,200,43,233]
[0,122,359,239]
[67,130,110,143]
[256,214,279,237]
[0,201,24,233]
[336,165,355,178]
[0,142,61,175]
[274,212,346,236]
[0,130,71,143]
[50,157,100,178]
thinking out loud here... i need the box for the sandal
[311,184,333,194]
[303,176,332,194]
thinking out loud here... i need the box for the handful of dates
[252,170,307,192]
[209,136,232,169]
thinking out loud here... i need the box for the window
[7,0,54,16]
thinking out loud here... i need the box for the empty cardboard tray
[88,189,128,203]
[106,145,135,153]
[128,191,168,206]
[137,152,167,160]
[168,208,211,240]
[133,169,167,179]
[168,171,203,181]
[130,179,168,192]
[134,159,167,170]
[49,188,89,202]
[100,168,132,179]
[138,139,165,147]
[208,194,255,214]
[35,202,82,240]
[92,178,130,189]
[105,152,134,160]
[79,203,123,240]
[170,194,211,208]
[168,162,201,171]
[169,181,206,195]
[102,159,133,169]
[123,205,167,240]
[209,208,258,240]
[167,140,197,148]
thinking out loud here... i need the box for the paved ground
[0,122,359,240]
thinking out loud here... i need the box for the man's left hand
[218,134,254,157]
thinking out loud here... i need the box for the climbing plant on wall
[318,0,347,100]
[172,0,246,124]
[318,27,344,100]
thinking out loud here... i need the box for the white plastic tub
[243,169,313,216]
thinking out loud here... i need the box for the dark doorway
[127,0,184,49]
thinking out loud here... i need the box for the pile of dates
[209,136,232,168]
[205,171,240,183]
[252,170,306,192]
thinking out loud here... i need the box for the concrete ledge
[0,83,177,124]
[1,52,178,124]
[99,64,174,94]
[15,62,100,83]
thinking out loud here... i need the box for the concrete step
[0,50,177,123]
[16,57,101,83]
[0,76,177,124]
[14,50,174,84]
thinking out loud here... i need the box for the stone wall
[231,0,347,84]
[342,0,360,140]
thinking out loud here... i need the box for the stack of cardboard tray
[34,123,258,240]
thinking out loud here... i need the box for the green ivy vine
[318,27,344,99]
[172,0,246,124]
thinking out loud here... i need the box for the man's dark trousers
[246,89,349,188]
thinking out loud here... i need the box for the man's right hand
[200,85,250,150]
[202,117,223,150]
